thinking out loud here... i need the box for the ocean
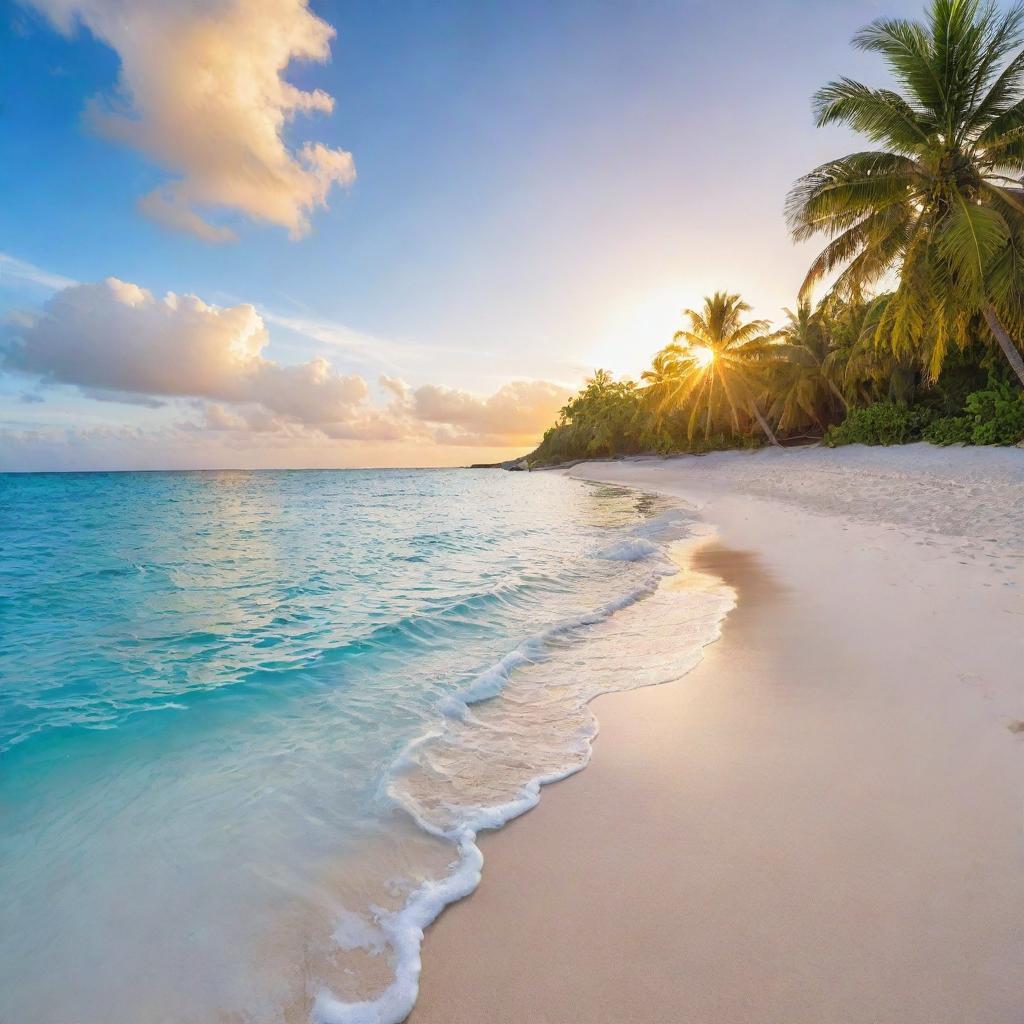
[0,468,732,1024]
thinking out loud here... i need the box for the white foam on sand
[314,524,735,1024]
[595,537,662,561]
[317,444,1024,1024]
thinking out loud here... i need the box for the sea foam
[0,469,732,1024]
[315,526,734,1024]
[596,536,662,561]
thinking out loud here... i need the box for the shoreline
[313,480,732,1024]
[410,449,1024,1024]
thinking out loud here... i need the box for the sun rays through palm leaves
[642,292,783,445]
[528,0,1024,468]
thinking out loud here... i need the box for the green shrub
[963,380,1024,445]
[923,415,973,445]
[824,402,933,446]
[919,377,1024,446]
[918,344,991,416]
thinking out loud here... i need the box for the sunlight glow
[691,345,715,367]
[589,282,718,380]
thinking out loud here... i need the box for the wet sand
[410,455,1024,1024]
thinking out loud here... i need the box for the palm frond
[938,191,1009,296]
[813,79,935,149]
[962,7,1024,136]
[786,152,919,241]
[853,14,948,118]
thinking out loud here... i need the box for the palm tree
[556,369,641,458]
[787,0,1024,388]
[770,299,848,431]
[643,292,782,445]
[639,346,686,425]
[810,294,917,404]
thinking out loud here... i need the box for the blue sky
[1,0,923,469]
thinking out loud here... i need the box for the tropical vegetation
[529,0,1024,466]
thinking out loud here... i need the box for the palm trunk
[827,379,850,412]
[983,306,1024,388]
[704,371,716,439]
[808,348,849,412]
[750,400,782,448]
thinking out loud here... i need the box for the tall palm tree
[787,0,1024,387]
[643,292,782,445]
[770,299,848,431]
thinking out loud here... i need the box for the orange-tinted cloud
[412,380,572,445]
[3,277,570,449]
[30,0,355,240]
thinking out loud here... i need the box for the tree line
[530,0,1024,465]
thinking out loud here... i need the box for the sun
[691,345,715,368]
[587,283,695,379]
[586,281,729,380]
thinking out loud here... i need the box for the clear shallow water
[0,469,732,1024]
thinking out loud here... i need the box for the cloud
[258,308,482,376]
[0,420,541,472]
[379,375,411,402]
[3,276,569,450]
[411,380,572,445]
[28,0,355,240]
[0,252,78,292]
[260,308,398,368]
[4,277,382,436]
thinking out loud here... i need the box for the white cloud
[4,277,382,436]
[0,252,78,292]
[2,276,570,450]
[258,308,482,375]
[29,0,355,240]
[260,308,396,367]
[379,375,411,401]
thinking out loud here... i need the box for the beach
[12,2,1024,1021]
[411,445,1024,1024]
[0,468,727,1024]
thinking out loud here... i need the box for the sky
[0,0,926,471]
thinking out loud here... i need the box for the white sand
[410,444,1024,1024]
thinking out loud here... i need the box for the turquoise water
[0,469,732,1023]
